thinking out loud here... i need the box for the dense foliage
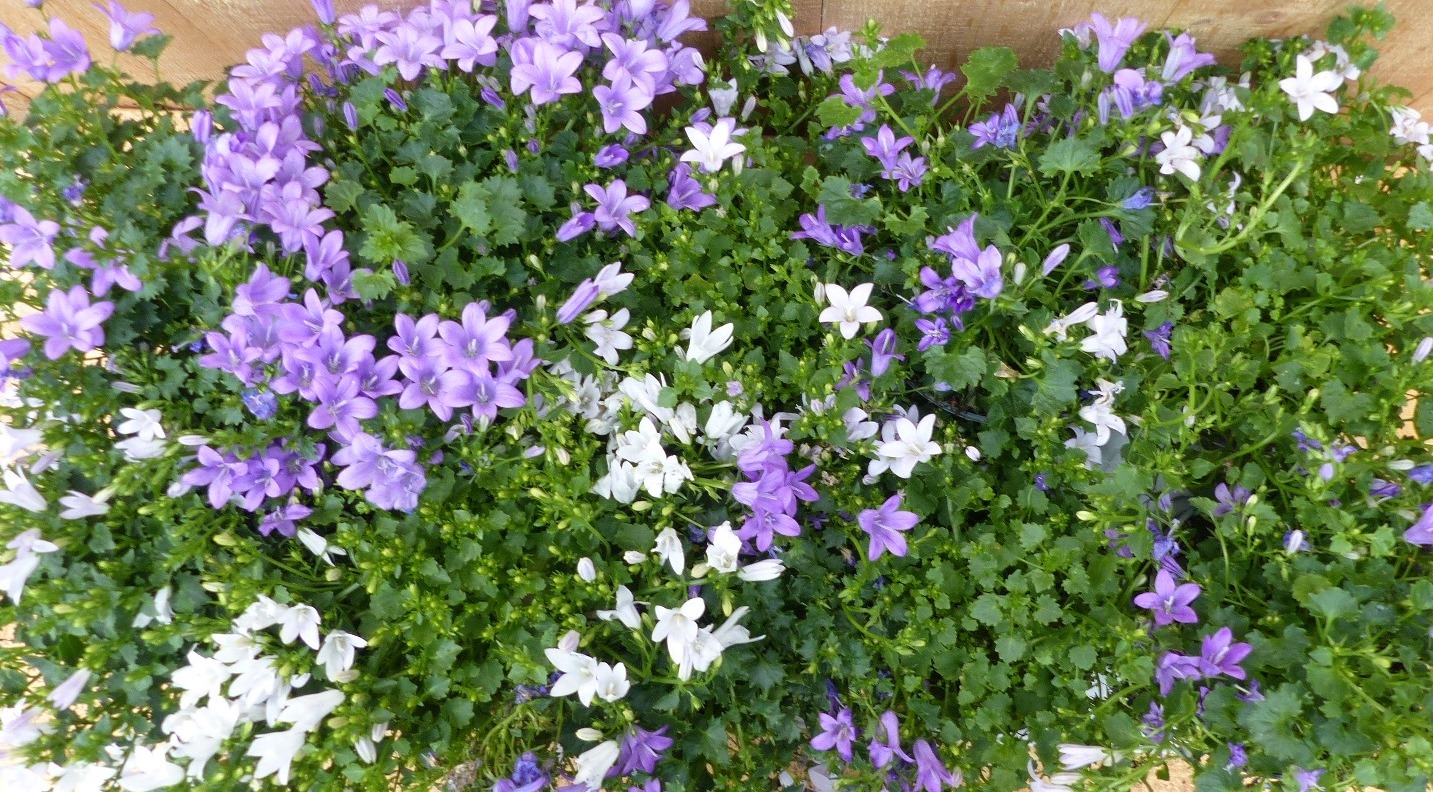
[1,1,1432,791]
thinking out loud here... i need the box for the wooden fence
[2,1,1432,113]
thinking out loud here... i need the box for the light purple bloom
[1155,652,1202,695]
[1083,265,1121,290]
[915,317,950,351]
[951,245,1004,300]
[867,710,913,769]
[857,493,919,561]
[1408,465,1433,485]
[1142,702,1166,743]
[398,358,473,421]
[595,143,630,168]
[1370,478,1401,500]
[1122,187,1156,210]
[510,38,584,106]
[242,388,279,419]
[1198,627,1252,680]
[21,285,114,360]
[94,1,160,52]
[1161,32,1215,82]
[441,15,498,72]
[1405,503,1433,545]
[1133,569,1201,626]
[861,124,913,170]
[810,708,857,763]
[0,207,61,270]
[602,33,668,93]
[258,503,311,538]
[1293,767,1324,792]
[309,374,379,438]
[969,104,1021,150]
[42,18,91,81]
[791,205,868,255]
[1089,13,1146,73]
[666,163,715,211]
[912,740,958,792]
[594,78,652,134]
[888,152,928,191]
[373,23,444,81]
[1212,482,1251,517]
[530,0,605,50]
[438,302,514,373]
[585,180,649,237]
[866,328,902,376]
[494,752,546,792]
[556,210,596,241]
[557,280,600,324]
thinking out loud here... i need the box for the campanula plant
[0,1,1431,791]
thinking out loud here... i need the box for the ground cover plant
[1,0,1432,790]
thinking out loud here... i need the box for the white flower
[59,489,113,520]
[1279,54,1342,121]
[818,283,883,339]
[596,585,642,630]
[618,373,674,424]
[0,468,46,512]
[52,761,117,791]
[633,452,693,497]
[576,557,597,582]
[651,596,706,663]
[117,744,185,792]
[705,522,742,575]
[170,651,232,710]
[1414,336,1433,363]
[683,311,735,364]
[545,647,601,705]
[876,414,942,478]
[1155,125,1201,181]
[1057,744,1115,770]
[738,558,785,582]
[843,407,879,442]
[47,668,92,711]
[316,631,368,682]
[703,401,747,445]
[1390,107,1431,146]
[115,436,167,461]
[1028,759,1083,792]
[116,408,165,442]
[584,308,633,365]
[681,117,746,173]
[572,740,621,789]
[621,550,647,564]
[1044,302,1099,341]
[593,461,641,503]
[1065,427,1103,469]
[1134,290,1168,303]
[246,728,307,786]
[652,527,685,575]
[676,627,725,680]
[1080,301,1128,362]
[667,402,698,445]
[709,79,738,116]
[0,424,42,466]
[592,662,630,702]
[133,586,174,628]
[592,262,633,297]
[275,604,322,650]
[0,529,59,604]
[0,704,46,750]
[163,698,241,779]
[711,606,763,648]
[278,689,344,733]
[296,528,346,566]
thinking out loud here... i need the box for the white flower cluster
[0,596,373,790]
[866,405,942,481]
[1044,302,1131,469]
[1389,106,1433,167]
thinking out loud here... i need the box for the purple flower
[1293,768,1324,792]
[1144,322,1173,359]
[555,210,596,241]
[242,388,279,420]
[810,708,857,763]
[309,374,379,439]
[1370,478,1402,500]
[510,38,584,106]
[969,104,1021,150]
[181,446,244,509]
[557,280,600,325]
[438,302,514,374]
[1122,187,1156,210]
[1083,265,1121,290]
[867,710,913,769]
[1227,743,1247,769]
[1089,13,1146,73]
[0,207,61,269]
[615,725,673,776]
[95,1,160,52]
[258,503,311,538]
[373,23,444,81]
[1141,702,1166,743]
[530,0,605,50]
[861,124,914,170]
[1198,627,1252,680]
[585,180,649,237]
[342,101,359,130]
[466,371,525,421]
[867,328,902,376]
[441,15,498,72]
[888,153,928,191]
[494,752,547,792]
[595,143,630,168]
[666,163,715,211]
[1133,569,1201,626]
[1154,652,1202,696]
[900,65,959,97]
[951,245,1004,300]
[594,78,652,134]
[791,205,868,255]
[1408,465,1433,485]
[1404,503,1433,545]
[42,19,91,81]
[912,740,958,792]
[915,317,950,352]
[1100,217,1125,248]
[1212,482,1251,517]
[21,285,114,360]
[1161,32,1215,82]
[857,493,919,561]
[398,358,473,421]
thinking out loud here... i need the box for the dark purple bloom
[810,708,857,763]
[1089,13,1146,73]
[1122,187,1156,210]
[556,210,596,241]
[666,163,716,211]
[1133,569,1201,626]
[915,317,950,351]
[1144,322,1173,359]
[1408,465,1433,485]
[969,104,1021,150]
[912,740,958,792]
[342,101,359,130]
[1141,702,1166,743]
[21,285,114,360]
[1293,768,1324,792]
[867,710,913,769]
[857,493,918,561]
[1370,478,1402,500]
[0,206,61,269]
[557,280,600,324]
[1405,503,1433,545]
[1084,265,1121,290]
[615,725,673,776]
[1198,627,1252,680]
[595,144,630,168]
[1212,482,1251,517]
[258,503,311,538]
[1100,217,1125,247]
[510,38,584,105]
[494,752,547,792]
[861,124,913,170]
[384,87,407,112]
[585,180,649,237]
[1291,429,1321,453]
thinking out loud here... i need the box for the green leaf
[481,176,528,245]
[129,34,172,60]
[1031,358,1081,416]
[452,182,492,236]
[1005,69,1059,97]
[927,346,986,391]
[352,269,397,301]
[817,176,882,227]
[1306,587,1358,622]
[1038,137,1102,177]
[816,96,864,130]
[1408,201,1433,230]
[970,593,1003,626]
[961,47,1019,101]
[869,32,926,69]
